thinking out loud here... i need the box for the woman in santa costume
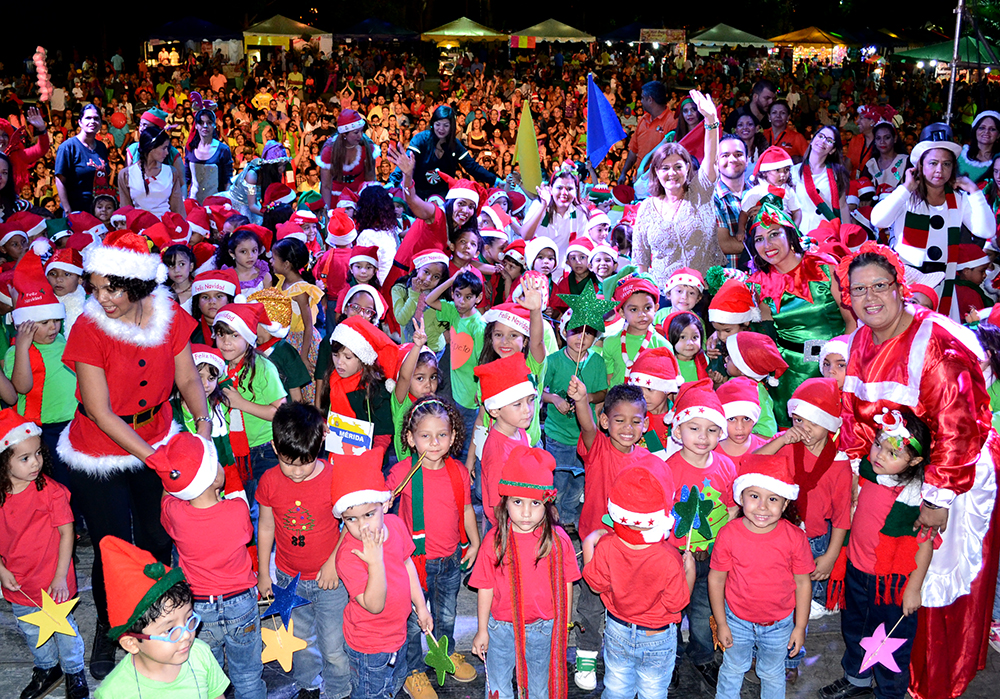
[871,137,996,322]
[56,230,211,680]
[833,242,1000,699]
[318,109,377,211]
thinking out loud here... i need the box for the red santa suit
[317,109,377,199]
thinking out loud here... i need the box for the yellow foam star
[261,618,307,672]
[17,591,79,647]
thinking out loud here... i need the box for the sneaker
[818,677,875,699]
[449,652,478,682]
[19,667,63,699]
[810,599,835,620]
[294,690,320,699]
[989,620,1000,653]
[403,670,438,699]
[65,670,90,699]
[574,650,598,691]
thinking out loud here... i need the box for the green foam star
[424,632,456,685]
[558,283,618,333]
[671,485,714,542]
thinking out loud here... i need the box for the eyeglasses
[814,133,836,144]
[124,612,201,643]
[346,303,377,320]
[849,281,896,297]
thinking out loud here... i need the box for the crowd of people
[0,35,998,699]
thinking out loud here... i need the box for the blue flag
[586,73,627,168]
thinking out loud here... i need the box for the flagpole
[945,0,965,126]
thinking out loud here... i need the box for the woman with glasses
[184,106,233,200]
[792,125,851,235]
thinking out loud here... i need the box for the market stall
[769,26,849,65]
[243,15,333,61]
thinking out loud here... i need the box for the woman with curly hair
[117,124,183,216]
[318,109,377,209]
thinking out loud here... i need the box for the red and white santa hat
[480,204,511,233]
[607,464,675,542]
[349,245,379,268]
[192,242,217,275]
[566,233,595,259]
[482,302,530,336]
[0,220,27,247]
[0,269,14,306]
[507,191,527,216]
[589,242,619,264]
[441,173,483,210]
[261,183,296,212]
[148,433,219,501]
[733,453,799,503]
[0,407,42,450]
[412,249,450,270]
[12,250,66,324]
[725,332,788,387]
[502,239,527,267]
[84,229,168,283]
[498,446,556,501]
[336,188,359,210]
[708,279,760,325]
[160,212,190,245]
[122,209,158,234]
[6,211,46,239]
[716,376,761,422]
[276,221,307,244]
[191,343,226,375]
[752,145,794,178]
[474,353,537,411]
[847,177,876,205]
[331,314,395,371]
[192,269,239,298]
[671,378,727,432]
[214,302,264,346]
[69,211,110,238]
[289,210,319,228]
[339,283,387,321]
[185,207,211,238]
[626,347,680,395]
[819,335,850,369]
[612,184,634,207]
[45,247,83,277]
[480,226,507,242]
[326,209,359,246]
[954,243,991,271]
[586,208,612,233]
[486,188,510,207]
[330,446,390,517]
[664,267,706,293]
[337,109,366,134]
[613,273,660,309]
[786,377,843,432]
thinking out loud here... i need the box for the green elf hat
[296,190,323,212]
[558,283,617,335]
[751,200,797,235]
[45,217,71,243]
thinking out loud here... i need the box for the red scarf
[226,359,251,481]
[327,371,362,419]
[802,162,840,221]
[21,345,46,424]
[258,336,280,356]
[200,317,215,347]
[792,438,837,527]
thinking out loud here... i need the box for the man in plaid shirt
[713,134,751,270]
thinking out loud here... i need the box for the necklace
[132,657,200,697]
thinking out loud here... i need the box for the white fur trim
[0,290,10,305]
[586,212,611,232]
[192,279,237,297]
[84,244,162,281]
[327,230,358,247]
[0,421,41,450]
[194,258,217,277]
[188,221,209,236]
[626,372,679,395]
[0,231,27,246]
[337,200,356,209]
[672,406,727,431]
[331,323,377,365]
[81,286,175,347]
[58,419,182,476]
[412,251,450,269]
[483,381,537,411]
[445,188,479,207]
[337,120,366,135]
[333,489,391,517]
[733,473,799,502]
[349,253,379,267]
[758,156,793,172]
[786,398,842,432]
[708,307,760,325]
[215,309,257,346]
[480,227,507,240]
[172,437,220,500]
[282,232,308,244]
[819,340,848,367]
[262,321,290,340]
[483,308,529,336]
[12,302,66,325]
[342,284,386,320]
[957,254,990,271]
[482,207,503,229]
[721,400,761,423]
[607,500,667,527]
[726,334,766,381]
[665,274,705,293]
[45,261,83,276]
[192,350,226,375]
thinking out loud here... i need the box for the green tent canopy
[690,23,772,48]
[245,15,329,37]
[510,19,596,43]
[420,17,507,43]
[894,37,1000,66]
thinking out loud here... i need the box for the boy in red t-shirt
[255,403,350,699]
[152,433,264,699]
[332,447,432,699]
[583,464,694,699]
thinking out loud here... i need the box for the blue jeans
[485,617,554,699]
[195,589,266,699]
[11,603,85,674]
[345,640,408,699]
[677,555,715,665]
[247,442,280,532]
[716,603,795,699]
[406,546,464,673]
[784,522,833,670]
[456,403,478,467]
[274,568,351,698]
[602,614,677,699]
[547,438,583,527]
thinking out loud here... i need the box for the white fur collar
[82,285,176,347]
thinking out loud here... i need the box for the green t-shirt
[265,340,311,392]
[543,348,607,447]
[754,381,778,438]
[436,301,486,410]
[602,329,670,389]
[391,392,413,459]
[3,336,77,424]
[678,358,700,384]
[95,638,229,699]
[236,355,287,448]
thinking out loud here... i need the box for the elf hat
[261,183,296,212]
[627,347,681,395]
[192,269,239,298]
[786,377,843,432]
[0,220,27,247]
[148,433,219,501]
[337,109,366,134]
[474,353,537,412]
[45,247,84,276]
[0,407,42,450]
[214,302,264,346]
[330,446,390,517]
[339,283,387,320]
[819,335,849,369]
[716,376,761,422]
[566,233,595,259]
[160,212,190,245]
[480,204,511,234]
[12,250,66,324]
[708,279,760,325]
[330,314,395,368]
[613,273,660,309]
[84,229,168,283]
[608,464,674,542]
[665,267,706,293]
[45,218,71,243]
[185,207,211,238]
[139,107,169,129]
[671,378,727,432]
[412,249,450,271]
[336,188,359,209]
[955,243,991,271]
[101,536,186,640]
[502,239,527,267]
[733,453,799,503]
[482,302,530,336]
[525,237,558,270]
[326,209,358,246]
[349,245,379,268]
[6,211,46,239]
[725,332,788,387]
[191,343,226,375]
[248,287,292,339]
[586,209,612,233]
[588,183,613,204]
[752,145,794,178]
[499,446,556,501]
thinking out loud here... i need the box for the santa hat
[475,353,537,412]
[122,209,158,234]
[160,212,190,245]
[955,243,991,271]
[6,212,46,239]
[339,283,387,321]
[486,189,510,207]
[148,433,219,501]
[108,205,132,230]
[0,270,13,305]
[619,204,639,227]
[0,408,42,450]
[786,377,843,432]
[412,249,450,270]
[708,279,760,325]
[725,332,788,387]
[481,204,511,233]
[276,221,307,244]
[716,377,761,422]
[101,536,186,640]
[507,191,527,216]
[84,229,167,283]
[248,287,292,339]
[289,210,319,228]
[586,209,612,233]
[733,453,799,503]
[498,446,556,501]
[192,269,239,298]
[140,222,174,252]
[191,343,226,374]
[337,109,366,134]
[0,220,27,248]
[819,336,850,369]
[479,226,507,242]
[612,184,634,207]
[336,188,359,210]
[206,202,234,232]
[664,267,706,294]
[671,378,727,432]
[261,183,296,212]
[482,302,530,336]
[349,245,379,268]
[607,465,674,543]
[330,314,395,369]
[44,247,83,277]
[613,273,660,309]
[326,209,359,246]
[589,242,619,265]
[502,239,527,267]
[330,447,390,517]
[234,224,272,253]
[848,178,876,205]
[752,145,793,178]
[903,267,944,310]
[12,251,66,324]
[626,347,680,395]
[214,302,264,346]
[185,207,211,238]
[192,242,218,275]
[566,234,595,259]
[440,172,485,211]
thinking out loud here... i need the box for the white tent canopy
[690,23,773,48]
[511,19,595,43]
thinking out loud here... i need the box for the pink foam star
[859,623,907,673]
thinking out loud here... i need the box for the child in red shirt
[256,403,351,699]
[717,377,769,468]
[624,347,680,458]
[709,454,815,699]
[152,432,264,699]
[332,446,432,699]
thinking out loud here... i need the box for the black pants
[41,422,84,527]
[68,466,171,626]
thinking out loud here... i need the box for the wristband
[705,122,721,131]
[194,416,213,424]
[921,499,941,510]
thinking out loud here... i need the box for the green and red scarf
[802,162,841,222]
[405,456,470,589]
[226,358,251,482]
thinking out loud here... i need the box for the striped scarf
[408,457,470,589]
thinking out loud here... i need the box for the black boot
[295,689,321,699]
[89,623,117,680]
[819,677,875,699]
[695,658,721,690]
[65,670,90,699]
[19,666,63,699]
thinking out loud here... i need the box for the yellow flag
[513,102,542,195]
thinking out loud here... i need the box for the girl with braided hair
[117,125,183,216]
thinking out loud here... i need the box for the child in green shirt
[603,273,669,388]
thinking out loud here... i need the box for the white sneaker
[809,599,834,620]
[574,650,598,691]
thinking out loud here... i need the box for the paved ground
[2,545,998,698]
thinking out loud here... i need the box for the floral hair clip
[874,408,922,455]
